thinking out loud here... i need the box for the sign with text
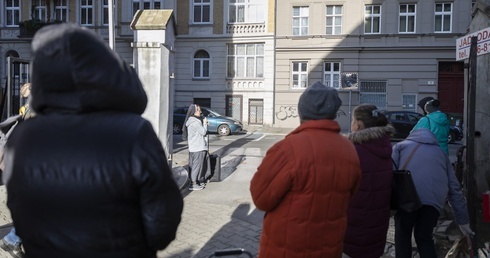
[456,26,490,61]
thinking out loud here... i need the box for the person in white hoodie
[184,104,209,191]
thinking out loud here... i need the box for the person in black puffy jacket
[3,23,183,258]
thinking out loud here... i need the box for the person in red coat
[343,104,395,258]
[250,81,362,258]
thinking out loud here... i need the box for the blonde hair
[20,83,31,98]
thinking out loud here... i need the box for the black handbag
[391,143,423,212]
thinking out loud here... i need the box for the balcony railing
[226,24,266,34]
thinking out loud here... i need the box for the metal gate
[248,99,263,125]
[2,57,30,120]
[225,95,242,122]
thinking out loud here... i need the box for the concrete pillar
[130,10,176,165]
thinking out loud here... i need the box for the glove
[458,224,475,236]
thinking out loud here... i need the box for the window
[33,0,47,21]
[292,7,308,36]
[102,0,108,25]
[80,0,94,26]
[435,3,452,33]
[102,0,116,25]
[359,81,387,108]
[133,0,161,15]
[54,0,69,22]
[364,5,381,34]
[326,5,342,35]
[323,62,341,89]
[292,62,308,89]
[227,44,264,78]
[193,50,210,79]
[399,4,416,33]
[193,0,211,23]
[5,0,20,27]
[228,0,264,23]
[402,94,417,111]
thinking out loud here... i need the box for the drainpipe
[109,0,115,50]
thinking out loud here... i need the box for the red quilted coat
[250,119,362,257]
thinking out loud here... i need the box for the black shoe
[199,178,210,186]
[0,239,24,258]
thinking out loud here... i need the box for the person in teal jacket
[411,98,450,154]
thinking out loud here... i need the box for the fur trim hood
[346,124,395,145]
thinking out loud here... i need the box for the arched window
[193,50,210,79]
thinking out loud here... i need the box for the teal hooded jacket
[411,111,450,154]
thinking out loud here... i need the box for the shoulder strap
[401,143,422,170]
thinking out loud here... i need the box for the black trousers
[394,205,440,258]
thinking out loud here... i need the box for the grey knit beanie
[298,81,342,121]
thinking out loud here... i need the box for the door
[438,61,464,114]
[248,99,263,125]
[226,95,242,122]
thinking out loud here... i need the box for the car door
[389,112,413,138]
[201,108,217,133]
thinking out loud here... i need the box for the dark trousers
[394,205,440,258]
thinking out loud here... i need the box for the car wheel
[218,124,230,136]
[448,131,455,144]
[173,124,182,134]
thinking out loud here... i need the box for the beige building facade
[174,0,276,127]
[274,0,472,131]
[0,0,475,132]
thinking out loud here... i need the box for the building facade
[174,0,275,126]
[0,0,174,117]
[0,0,474,131]
[274,0,472,131]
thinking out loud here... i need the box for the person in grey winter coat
[3,23,183,258]
[392,128,473,258]
[184,104,210,190]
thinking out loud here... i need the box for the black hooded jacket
[4,23,183,258]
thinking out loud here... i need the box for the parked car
[173,107,243,136]
[380,111,463,143]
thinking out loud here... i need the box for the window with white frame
[102,0,116,25]
[193,50,210,79]
[326,5,342,35]
[292,6,308,36]
[399,4,416,33]
[5,0,20,27]
[133,0,162,15]
[292,62,308,89]
[228,0,264,23]
[359,81,387,108]
[193,0,211,23]
[435,3,452,33]
[227,44,264,78]
[80,0,94,26]
[402,94,417,111]
[364,5,381,34]
[54,0,69,22]
[323,62,341,89]
[33,0,47,21]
